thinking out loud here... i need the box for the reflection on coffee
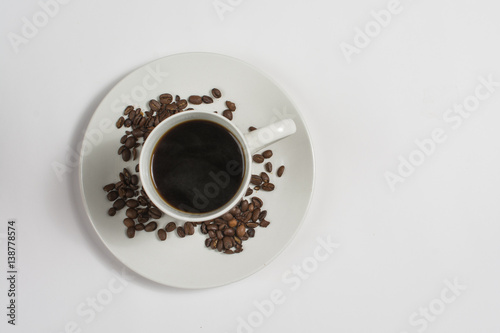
[151,120,244,213]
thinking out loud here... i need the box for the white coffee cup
[139,111,296,222]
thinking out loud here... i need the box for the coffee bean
[122,148,131,161]
[247,228,255,237]
[124,119,132,127]
[242,211,252,223]
[118,187,126,198]
[252,154,264,163]
[211,238,218,249]
[252,197,263,208]
[123,218,135,228]
[262,183,275,191]
[228,218,237,228]
[107,191,118,201]
[260,172,269,183]
[158,229,167,241]
[174,100,186,110]
[260,220,270,227]
[113,199,126,210]
[223,236,232,249]
[241,200,249,211]
[125,137,136,149]
[207,224,218,232]
[248,126,257,132]
[177,226,186,238]
[224,249,234,254]
[126,199,139,208]
[259,210,267,221]
[108,207,116,216]
[116,117,125,128]
[145,221,158,232]
[135,164,139,172]
[277,165,285,177]
[247,222,259,228]
[149,207,162,219]
[135,223,145,231]
[132,147,138,161]
[234,236,242,245]
[103,183,115,192]
[124,105,134,115]
[160,93,172,104]
[202,95,213,104]
[126,227,135,238]
[126,189,134,198]
[217,238,224,252]
[148,99,160,111]
[130,175,139,185]
[208,230,216,239]
[215,230,223,240]
[248,203,254,212]
[262,150,273,158]
[236,224,245,237]
[245,188,253,196]
[222,110,233,120]
[222,213,233,221]
[138,216,149,224]
[224,228,235,236]
[250,175,262,185]
[226,101,236,111]
[126,208,138,219]
[265,162,272,172]
[188,95,202,104]
[165,222,176,232]
[118,145,125,155]
[211,88,221,98]
[205,238,212,247]
[184,222,195,235]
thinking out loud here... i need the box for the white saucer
[79,52,314,289]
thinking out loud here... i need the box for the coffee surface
[151,119,244,213]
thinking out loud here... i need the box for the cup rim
[139,111,251,222]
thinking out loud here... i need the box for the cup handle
[244,119,297,154]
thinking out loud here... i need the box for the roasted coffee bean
[149,207,162,219]
[166,104,177,111]
[242,211,252,223]
[241,200,249,212]
[124,105,134,115]
[236,224,245,237]
[228,218,238,228]
[165,222,176,232]
[130,175,139,185]
[205,238,212,247]
[138,216,149,223]
[224,228,235,237]
[247,228,255,237]
[126,208,138,219]
[135,164,139,172]
[252,197,263,208]
[118,187,126,198]
[149,99,161,111]
[248,203,254,212]
[200,223,208,234]
[277,165,285,177]
[222,213,233,221]
[211,88,222,98]
[208,230,216,239]
[201,95,213,104]
[222,109,233,120]
[265,162,272,172]
[145,221,158,232]
[103,183,115,192]
[134,223,144,231]
[234,236,242,245]
[158,229,167,241]
[250,175,262,185]
[125,199,138,208]
[188,95,202,104]
[229,205,240,216]
[252,208,261,222]
[184,222,195,235]
[262,150,273,158]
[126,189,134,198]
[224,249,234,254]
[132,147,138,160]
[252,154,264,163]
[223,236,232,249]
[217,238,224,252]
[259,210,267,221]
[113,199,126,210]
[108,207,116,216]
[138,196,148,206]
[248,126,257,132]
[176,99,187,109]
[123,218,135,228]
[211,239,218,249]
[207,224,218,232]
[116,117,125,128]
[260,220,270,227]
[124,119,132,127]
[160,93,173,104]
[129,110,137,120]
[126,227,135,238]
[245,188,253,196]
[120,135,127,144]
[247,222,259,228]
[177,226,186,238]
[262,183,275,191]
[215,230,223,240]
[118,145,125,155]
[125,137,136,149]
[107,191,118,201]
[122,148,131,161]
[226,101,236,111]
[260,172,269,183]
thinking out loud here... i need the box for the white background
[1,0,500,332]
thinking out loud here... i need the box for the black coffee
[151,119,244,213]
